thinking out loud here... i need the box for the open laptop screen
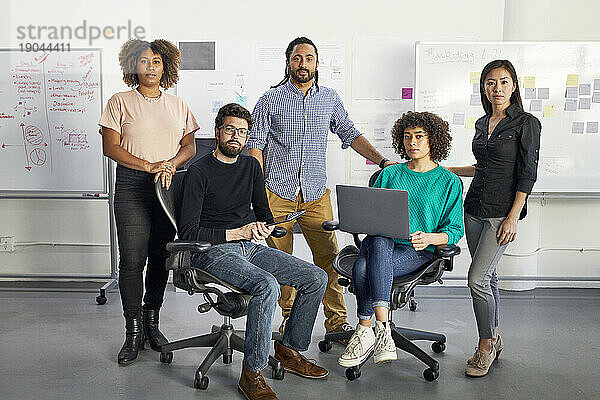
[336,185,410,240]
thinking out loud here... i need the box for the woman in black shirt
[448,60,541,377]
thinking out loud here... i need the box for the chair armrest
[271,226,287,238]
[322,220,340,231]
[166,240,211,254]
[434,244,461,258]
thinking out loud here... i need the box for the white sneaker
[338,324,375,367]
[373,321,397,364]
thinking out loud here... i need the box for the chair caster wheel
[409,298,417,311]
[194,372,209,390]
[272,366,285,380]
[423,368,439,382]
[96,295,107,305]
[345,366,361,381]
[432,341,446,353]
[160,352,173,363]
[318,340,332,352]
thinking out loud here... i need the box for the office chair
[318,169,461,382]
[155,169,286,390]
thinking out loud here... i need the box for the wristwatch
[379,158,389,169]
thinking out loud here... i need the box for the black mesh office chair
[318,170,461,382]
[155,169,286,390]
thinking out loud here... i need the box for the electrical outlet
[0,236,16,252]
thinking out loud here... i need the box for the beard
[218,139,244,158]
[291,68,315,84]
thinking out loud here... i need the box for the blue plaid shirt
[248,80,361,202]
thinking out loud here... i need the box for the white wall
[1,0,598,288]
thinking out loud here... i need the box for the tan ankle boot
[238,364,278,400]
[465,346,496,377]
[274,342,328,379]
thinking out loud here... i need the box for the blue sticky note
[212,101,223,113]
[236,96,248,108]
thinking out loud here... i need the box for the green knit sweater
[373,162,464,252]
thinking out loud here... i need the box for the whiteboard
[0,49,105,193]
[415,42,600,193]
[177,39,346,138]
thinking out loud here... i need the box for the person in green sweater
[339,111,464,368]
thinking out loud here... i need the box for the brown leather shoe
[238,364,278,400]
[274,342,328,379]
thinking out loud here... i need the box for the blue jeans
[353,236,433,320]
[191,241,327,372]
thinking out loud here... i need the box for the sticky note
[212,100,223,112]
[579,84,591,96]
[564,99,577,111]
[572,122,584,134]
[470,72,481,84]
[593,92,600,103]
[452,113,466,125]
[565,87,578,98]
[587,122,599,134]
[465,117,477,129]
[236,95,248,108]
[579,97,591,110]
[594,79,600,91]
[401,88,413,99]
[537,88,550,99]
[524,88,536,99]
[470,94,480,106]
[523,76,536,88]
[566,74,579,87]
[543,105,556,118]
[529,100,542,112]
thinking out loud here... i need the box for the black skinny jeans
[114,165,175,319]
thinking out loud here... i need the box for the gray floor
[1,285,599,400]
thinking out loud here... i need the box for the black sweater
[179,154,274,244]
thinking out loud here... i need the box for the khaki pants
[266,187,347,332]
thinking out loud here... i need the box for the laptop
[336,185,410,240]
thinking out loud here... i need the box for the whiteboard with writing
[0,49,105,192]
[416,42,600,192]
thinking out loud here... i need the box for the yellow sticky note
[566,74,579,87]
[465,117,477,129]
[523,76,536,88]
[543,105,556,118]
[470,72,481,84]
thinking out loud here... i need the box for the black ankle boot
[143,308,168,352]
[118,315,145,365]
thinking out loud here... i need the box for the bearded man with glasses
[180,103,329,400]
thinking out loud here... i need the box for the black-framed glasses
[220,125,249,138]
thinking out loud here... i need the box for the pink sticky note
[366,159,376,165]
[402,88,413,99]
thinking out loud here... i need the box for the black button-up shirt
[464,103,541,220]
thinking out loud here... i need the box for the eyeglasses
[220,125,249,138]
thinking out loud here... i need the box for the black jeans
[114,165,175,319]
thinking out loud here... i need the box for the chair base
[159,318,285,390]
[319,321,445,382]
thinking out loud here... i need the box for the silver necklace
[138,89,162,103]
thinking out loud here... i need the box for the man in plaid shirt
[248,37,395,342]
